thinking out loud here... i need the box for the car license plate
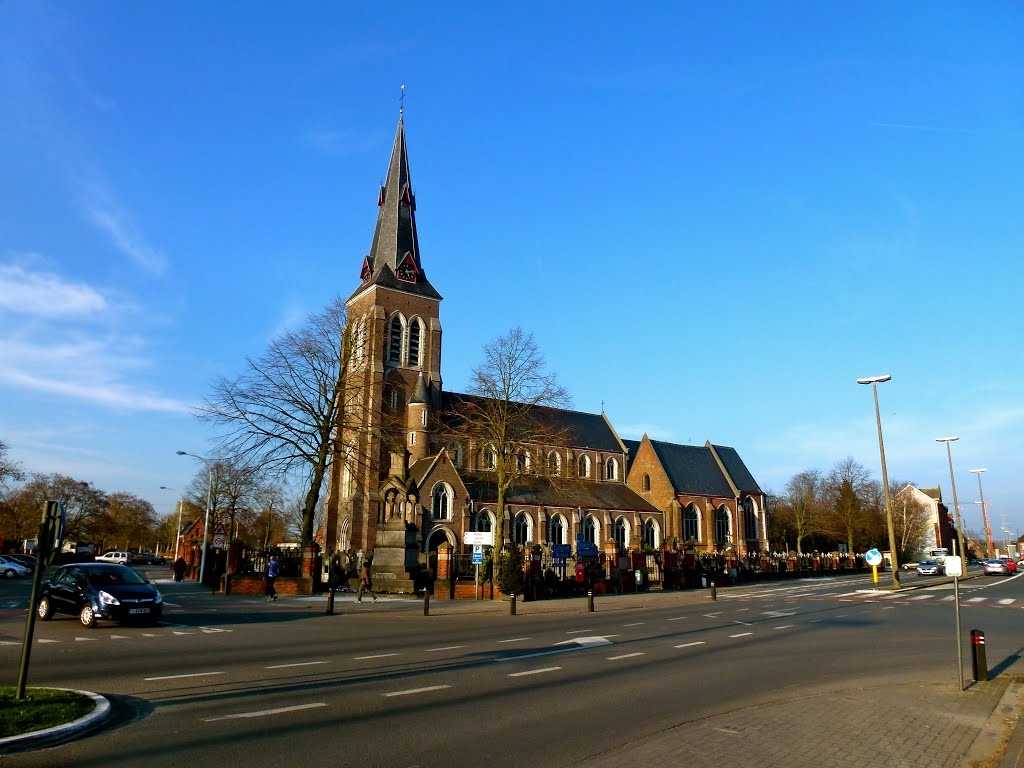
[128,607,150,615]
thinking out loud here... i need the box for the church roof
[350,117,441,302]
[710,444,762,493]
[458,471,659,513]
[438,391,623,453]
[647,440,736,498]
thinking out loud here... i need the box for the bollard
[423,591,430,616]
[326,587,335,615]
[711,580,717,601]
[510,593,517,616]
[971,629,988,682]
[587,589,594,613]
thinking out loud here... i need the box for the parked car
[95,551,131,565]
[131,552,166,566]
[36,563,163,628]
[916,560,945,576]
[5,554,37,570]
[0,555,32,579]
[983,559,1012,576]
[998,557,1018,573]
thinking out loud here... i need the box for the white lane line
[608,652,645,660]
[353,653,399,660]
[565,629,593,635]
[498,637,531,644]
[774,625,795,630]
[729,632,754,638]
[762,611,796,617]
[909,595,934,601]
[265,661,328,669]
[204,703,326,722]
[508,667,561,677]
[999,599,1016,605]
[667,616,687,621]
[38,638,59,643]
[146,671,225,681]
[941,596,955,601]
[834,614,848,618]
[425,645,466,652]
[809,619,823,623]
[622,622,645,627]
[703,613,721,618]
[383,685,452,697]
[731,620,752,626]
[674,641,706,649]
[736,608,750,612]
[110,635,129,640]
[0,640,18,646]
[173,631,197,635]
[967,597,987,603]
[74,637,96,642]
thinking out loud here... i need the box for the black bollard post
[510,593,517,616]
[326,587,335,615]
[587,589,594,613]
[424,591,430,616]
[971,629,988,682]
[711,580,717,601]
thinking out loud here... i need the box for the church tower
[324,115,443,556]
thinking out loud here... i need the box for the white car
[95,551,131,565]
[0,555,31,579]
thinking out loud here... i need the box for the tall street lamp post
[176,451,214,584]
[968,468,993,558]
[936,437,966,561]
[160,486,184,562]
[857,375,900,588]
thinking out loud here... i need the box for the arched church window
[547,451,561,475]
[475,511,493,533]
[743,497,757,540]
[432,484,451,520]
[512,512,530,545]
[407,317,422,368]
[549,516,565,545]
[483,446,497,470]
[683,504,700,542]
[387,315,404,365]
[578,454,591,479]
[642,474,651,493]
[606,457,619,481]
[516,450,531,473]
[715,506,730,546]
[643,519,657,548]
[582,515,598,545]
[613,517,627,547]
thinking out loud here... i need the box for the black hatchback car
[37,563,163,628]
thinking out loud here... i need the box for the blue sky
[1,3,1021,541]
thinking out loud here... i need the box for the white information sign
[463,531,494,546]
[944,555,963,577]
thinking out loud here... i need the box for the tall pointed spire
[355,114,441,301]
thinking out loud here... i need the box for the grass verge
[0,687,95,738]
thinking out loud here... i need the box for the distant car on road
[997,557,1018,573]
[132,552,166,566]
[916,560,945,576]
[983,559,1012,576]
[5,554,37,570]
[95,551,131,565]
[36,563,163,628]
[0,555,32,579]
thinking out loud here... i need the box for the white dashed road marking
[146,671,225,681]
[353,653,399,660]
[675,641,706,649]
[265,661,328,669]
[204,703,327,721]
[608,652,645,660]
[729,632,754,638]
[774,625,795,630]
[498,638,531,644]
[508,667,561,677]
[383,685,452,697]
[426,645,465,652]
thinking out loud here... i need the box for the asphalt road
[1,567,1022,767]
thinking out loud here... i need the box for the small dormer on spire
[409,371,430,405]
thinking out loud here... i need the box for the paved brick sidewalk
[575,678,1020,768]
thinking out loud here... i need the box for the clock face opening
[397,254,417,282]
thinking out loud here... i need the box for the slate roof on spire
[351,117,441,301]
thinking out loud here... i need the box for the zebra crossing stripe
[998,599,1016,605]
[908,595,934,600]
[967,597,987,603]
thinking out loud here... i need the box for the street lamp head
[160,486,174,490]
[935,436,959,443]
[856,375,892,385]
[968,468,988,474]
[176,450,187,455]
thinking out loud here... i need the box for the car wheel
[3,568,15,579]
[79,604,97,629]
[37,596,54,621]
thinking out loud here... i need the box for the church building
[323,116,768,575]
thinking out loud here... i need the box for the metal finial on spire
[400,84,405,116]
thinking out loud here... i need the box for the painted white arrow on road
[495,635,617,663]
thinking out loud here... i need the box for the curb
[963,681,1024,767]
[0,689,111,753]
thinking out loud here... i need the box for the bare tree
[889,481,933,561]
[824,457,873,553]
[781,469,825,554]
[451,327,571,544]
[200,297,374,548]
[0,440,24,491]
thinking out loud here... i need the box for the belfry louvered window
[387,316,403,364]
[407,318,421,367]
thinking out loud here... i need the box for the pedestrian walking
[265,555,281,601]
[358,560,377,603]
[173,557,187,582]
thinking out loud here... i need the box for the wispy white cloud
[76,183,166,275]
[0,262,107,317]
